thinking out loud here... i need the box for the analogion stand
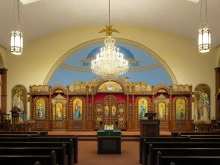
[140,112,160,137]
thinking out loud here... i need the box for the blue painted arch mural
[44,38,177,86]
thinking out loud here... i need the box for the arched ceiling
[1,0,220,48]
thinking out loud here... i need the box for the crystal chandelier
[11,0,23,55]
[91,0,129,80]
[198,0,211,53]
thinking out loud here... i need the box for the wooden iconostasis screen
[29,83,193,131]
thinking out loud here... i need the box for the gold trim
[60,63,161,72]
[43,38,178,85]
[97,136,121,138]
[60,64,91,72]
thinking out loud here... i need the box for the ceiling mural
[45,38,176,86]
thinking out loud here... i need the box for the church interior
[1,0,220,165]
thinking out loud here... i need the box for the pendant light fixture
[11,0,23,55]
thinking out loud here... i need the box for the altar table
[97,130,121,154]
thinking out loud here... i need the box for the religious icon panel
[55,102,63,120]
[158,102,166,120]
[73,98,83,120]
[36,98,46,120]
[138,98,148,119]
[175,98,186,120]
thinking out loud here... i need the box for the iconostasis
[29,81,193,131]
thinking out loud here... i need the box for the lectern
[140,112,160,137]
[10,106,20,131]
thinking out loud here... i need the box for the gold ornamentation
[99,25,120,36]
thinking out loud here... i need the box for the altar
[97,129,121,154]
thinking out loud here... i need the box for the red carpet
[78,141,139,165]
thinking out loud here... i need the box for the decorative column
[92,86,94,128]
[49,86,52,131]
[66,94,69,129]
[215,67,220,118]
[126,94,129,121]
[0,68,7,113]
[29,85,32,119]
[169,93,172,130]
[132,94,135,129]
[152,86,155,111]
[86,93,89,129]
[215,67,220,94]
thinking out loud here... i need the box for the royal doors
[94,94,126,130]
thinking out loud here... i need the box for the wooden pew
[0,139,74,165]
[156,151,220,165]
[0,134,77,164]
[148,144,220,165]
[143,141,220,165]
[189,138,220,142]
[0,144,68,165]
[172,131,220,136]
[0,133,40,137]
[0,136,30,142]
[0,135,77,164]
[139,137,190,164]
[181,134,220,138]
[0,140,74,165]
[171,131,220,137]
[30,136,78,164]
[0,131,48,137]
[0,150,57,165]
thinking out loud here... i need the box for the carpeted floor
[78,141,140,165]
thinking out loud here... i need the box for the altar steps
[78,134,140,141]
[47,130,171,141]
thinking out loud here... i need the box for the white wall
[4,25,217,119]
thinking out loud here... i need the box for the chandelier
[91,0,129,80]
[198,0,211,53]
[11,0,23,55]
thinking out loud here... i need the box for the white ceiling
[1,0,220,49]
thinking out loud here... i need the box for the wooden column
[152,94,155,111]
[29,85,32,119]
[66,94,69,129]
[132,94,135,129]
[215,67,220,94]
[49,86,52,131]
[0,68,7,113]
[215,67,220,118]
[86,93,89,129]
[126,85,129,121]
[169,94,172,130]
[92,93,94,121]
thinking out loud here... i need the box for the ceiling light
[91,0,129,80]
[10,0,23,55]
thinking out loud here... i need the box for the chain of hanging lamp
[91,0,129,80]
[198,0,211,53]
